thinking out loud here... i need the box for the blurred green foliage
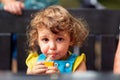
[99,0,120,9]
[58,0,80,8]
[59,0,120,9]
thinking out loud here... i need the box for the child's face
[38,28,71,60]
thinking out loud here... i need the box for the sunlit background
[59,0,120,9]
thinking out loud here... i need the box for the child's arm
[75,61,87,72]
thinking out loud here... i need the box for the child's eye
[56,38,64,42]
[42,38,49,42]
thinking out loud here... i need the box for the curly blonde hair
[26,5,89,52]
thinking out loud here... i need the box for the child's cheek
[40,45,48,54]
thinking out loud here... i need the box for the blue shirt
[25,0,58,9]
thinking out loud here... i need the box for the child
[26,5,89,74]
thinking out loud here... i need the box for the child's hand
[30,62,60,75]
[31,62,47,75]
[46,66,60,74]
[44,61,60,74]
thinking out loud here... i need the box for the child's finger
[46,67,60,74]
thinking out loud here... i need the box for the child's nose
[49,42,56,50]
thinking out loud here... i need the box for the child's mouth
[46,55,56,60]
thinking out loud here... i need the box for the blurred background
[59,0,120,9]
[0,0,120,75]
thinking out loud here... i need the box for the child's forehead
[38,28,69,36]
